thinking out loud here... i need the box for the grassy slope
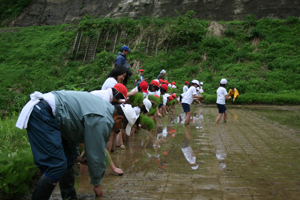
[1,15,300,116]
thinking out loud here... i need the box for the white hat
[196,87,200,91]
[143,98,152,112]
[160,69,166,74]
[191,80,199,86]
[220,78,227,84]
[120,104,138,136]
[200,82,203,85]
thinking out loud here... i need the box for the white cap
[143,98,152,112]
[220,78,227,84]
[160,69,166,74]
[196,87,200,91]
[191,80,199,86]
[200,82,203,85]
[120,104,138,136]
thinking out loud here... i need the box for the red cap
[172,82,176,85]
[168,96,173,101]
[139,81,148,93]
[150,80,159,87]
[160,84,168,92]
[159,79,163,83]
[154,95,160,99]
[185,81,189,84]
[172,94,177,98]
[139,69,144,72]
[113,83,128,100]
[163,80,169,85]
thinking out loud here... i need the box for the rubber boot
[32,174,57,200]
[59,167,77,200]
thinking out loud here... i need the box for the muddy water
[51,105,300,200]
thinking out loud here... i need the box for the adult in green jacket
[16,90,137,199]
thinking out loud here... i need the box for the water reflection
[216,124,227,170]
[181,125,199,170]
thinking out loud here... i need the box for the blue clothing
[136,74,144,86]
[217,103,227,113]
[27,101,72,181]
[115,52,130,69]
[182,103,190,112]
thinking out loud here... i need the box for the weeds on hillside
[1,13,300,118]
[0,114,36,199]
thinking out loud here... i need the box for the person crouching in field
[228,87,239,102]
[216,78,231,124]
[181,80,203,125]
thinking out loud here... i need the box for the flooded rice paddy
[51,104,300,199]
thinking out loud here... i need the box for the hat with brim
[191,80,200,86]
[220,78,227,84]
[113,83,128,100]
[143,98,152,112]
[160,84,168,92]
[121,45,131,52]
[120,104,137,136]
[139,81,149,93]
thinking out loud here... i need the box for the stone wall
[10,0,300,27]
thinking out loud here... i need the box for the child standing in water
[181,80,202,125]
[216,78,231,124]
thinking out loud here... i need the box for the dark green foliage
[0,114,36,199]
[224,28,236,37]
[248,27,266,39]
[139,114,155,130]
[0,0,33,24]
[244,14,257,27]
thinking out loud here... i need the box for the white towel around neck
[15,91,45,129]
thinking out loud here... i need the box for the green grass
[0,14,300,117]
[0,114,36,199]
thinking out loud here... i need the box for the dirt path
[51,105,300,200]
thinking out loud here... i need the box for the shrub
[248,27,266,39]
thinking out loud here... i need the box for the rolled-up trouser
[27,100,74,181]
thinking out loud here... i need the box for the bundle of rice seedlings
[148,107,157,116]
[127,92,144,107]
[148,95,160,109]
[140,114,155,130]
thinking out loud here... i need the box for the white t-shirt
[216,87,228,105]
[101,77,117,90]
[148,89,161,96]
[162,93,170,105]
[171,85,177,89]
[90,88,113,103]
[183,85,188,93]
[181,86,197,105]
